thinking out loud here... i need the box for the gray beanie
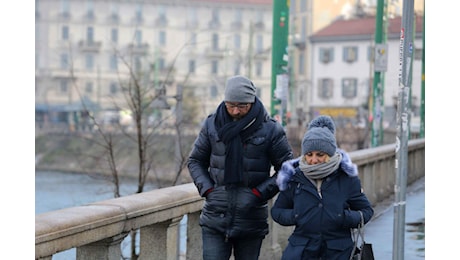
[301,115,337,156]
[224,75,256,103]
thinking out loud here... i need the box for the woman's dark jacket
[271,167,374,259]
[187,110,293,239]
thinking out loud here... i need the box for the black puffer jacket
[187,110,293,239]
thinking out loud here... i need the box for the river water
[35,170,186,259]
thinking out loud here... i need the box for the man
[187,75,294,260]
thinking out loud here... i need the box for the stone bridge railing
[35,138,425,260]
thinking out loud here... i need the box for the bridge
[35,138,425,260]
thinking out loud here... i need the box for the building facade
[35,0,274,128]
[288,0,424,131]
[308,15,423,130]
[36,0,425,138]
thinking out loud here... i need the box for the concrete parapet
[36,139,424,260]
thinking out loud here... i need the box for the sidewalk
[364,176,425,259]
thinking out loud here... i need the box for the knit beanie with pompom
[301,115,337,156]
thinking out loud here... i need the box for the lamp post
[393,0,414,259]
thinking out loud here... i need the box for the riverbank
[35,133,195,185]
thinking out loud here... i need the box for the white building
[35,0,424,135]
[35,0,274,127]
[304,15,423,130]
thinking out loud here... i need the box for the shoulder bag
[350,210,375,260]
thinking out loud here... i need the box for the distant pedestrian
[187,75,294,260]
[271,115,374,260]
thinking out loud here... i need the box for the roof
[311,15,424,41]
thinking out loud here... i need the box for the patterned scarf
[215,97,265,184]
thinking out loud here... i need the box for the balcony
[204,48,224,59]
[78,40,102,52]
[208,20,221,30]
[108,13,120,24]
[155,16,168,27]
[128,43,150,55]
[186,20,199,30]
[254,21,265,31]
[253,49,270,61]
[83,12,95,22]
[231,21,243,30]
[58,12,71,21]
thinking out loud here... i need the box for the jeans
[202,226,264,260]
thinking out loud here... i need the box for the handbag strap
[357,210,366,242]
[349,210,365,260]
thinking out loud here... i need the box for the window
[319,47,334,63]
[188,8,198,28]
[188,60,195,74]
[156,5,168,26]
[212,33,219,51]
[209,8,220,28]
[85,82,93,94]
[367,45,374,62]
[85,53,94,70]
[318,78,333,99]
[135,4,143,22]
[255,61,263,77]
[110,3,119,21]
[298,52,305,75]
[62,26,69,40]
[211,60,218,75]
[135,30,142,46]
[86,26,94,43]
[159,31,166,46]
[60,79,68,93]
[110,54,118,71]
[256,35,263,53]
[254,11,264,29]
[86,0,94,19]
[210,85,218,98]
[343,46,358,63]
[233,61,240,75]
[111,28,118,43]
[232,9,243,29]
[134,56,142,71]
[110,82,118,94]
[190,32,197,46]
[61,0,70,17]
[342,78,358,98]
[235,9,242,23]
[60,53,69,69]
[158,58,165,70]
[212,9,219,22]
[234,34,241,50]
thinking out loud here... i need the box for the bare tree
[59,35,201,258]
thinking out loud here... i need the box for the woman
[271,115,374,260]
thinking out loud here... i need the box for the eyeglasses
[225,102,250,109]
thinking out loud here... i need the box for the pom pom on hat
[301,115,337,156]
[224,75,256,103]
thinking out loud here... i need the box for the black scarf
[215,97,265,184]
